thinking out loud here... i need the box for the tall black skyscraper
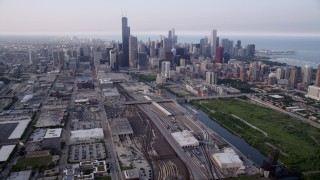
[121,17,130,67]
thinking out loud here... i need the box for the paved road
[96,86,122,180]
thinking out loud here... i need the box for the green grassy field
[13,156,52,171]
[191,98,320,171]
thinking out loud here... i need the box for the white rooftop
[20,94,33,103]
[70,128,104,142]
[269,95,284,99]
[0,145,16,162]
[213,152,243,168]
[171,130,199,147]
[7,170,32,180]
[103,88,120,97]
[0,120,31,139]
[44,128,62,139]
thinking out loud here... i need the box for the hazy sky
[0,0,319,36]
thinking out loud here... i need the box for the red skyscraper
[215,46,224,63]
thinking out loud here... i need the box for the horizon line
[0,31,320,38]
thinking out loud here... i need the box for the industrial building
[6,170,32,180]
[171,130,199,148]
[111,118,134,138]
[42,128,62,150]
[0,120,31,140]
[70,128,104,143]
[99,78,113,89]
[77,77,94,89]
[0,145,16,162]
[212,149,244,169]
[103,88,120,99]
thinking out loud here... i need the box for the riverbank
[190,98,320,172]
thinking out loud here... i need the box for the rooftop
[0,145,16,162]
[0,120,31,139]
[44,128,62,139]
[171,130,199,147]
[103,88,120,97]
[111,118,134,136]
[70,128,104,142]
[7,170,32,180]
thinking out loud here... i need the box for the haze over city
[1,1,320,180]
[0,0,320,36]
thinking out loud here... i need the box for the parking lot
[68,142,107,163]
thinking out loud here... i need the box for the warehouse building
[70,128,104,143]
[111,118,134,138]
[42,128,62,150]
[0,145,16,162]
[212,149,244,169]
[171,130,199,148]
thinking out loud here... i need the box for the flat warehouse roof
[0,145,16,162]
[171,130,199,147]
[44,128,62,139]
[0,120,31,140]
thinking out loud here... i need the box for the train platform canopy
[171,130,199,148]
[0,145,16,162]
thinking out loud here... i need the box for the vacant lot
[191,98,320,171]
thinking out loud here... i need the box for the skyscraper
[315,64,320,87]
[245,44,255,57]
[301,65,312,86]
[129,35,138,68]
[121,17,130,67]
[215,46,224,63]
[28,50,32,65]
[210,29,217,60]
[206,71,217,85]
[161,61,171,78]
[289,66,298,87]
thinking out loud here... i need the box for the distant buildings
[315,64,320,87]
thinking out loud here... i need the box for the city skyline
[0,0,319,36]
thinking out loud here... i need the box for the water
[165,91,268,166]
[194,107,269,166]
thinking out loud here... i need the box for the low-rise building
[70,128,104,144]
[306,85,320,101]
[42,128,62,150]
[171,130,199,148]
